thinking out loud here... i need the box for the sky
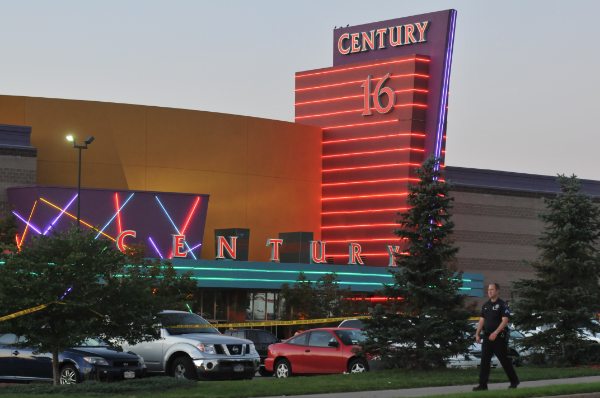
[1,0,599,179]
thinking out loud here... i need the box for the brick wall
[451,185,547,298]
[0,149,37,218]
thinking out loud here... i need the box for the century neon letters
[337,22,429,55]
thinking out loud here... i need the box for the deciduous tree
[0,227,195,384]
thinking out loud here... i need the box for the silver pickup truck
[123,311,260,381]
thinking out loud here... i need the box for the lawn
[0,367,598,397]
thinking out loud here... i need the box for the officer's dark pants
[479,335,519,386]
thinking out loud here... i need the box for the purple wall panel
[8,185,209,260]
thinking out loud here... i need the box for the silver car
[123,311,260,381]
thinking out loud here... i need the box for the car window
[286,332,308,346]
[0,334,17,345]
[308,331,337,347]
[259,331,277,344]
[510,331,524,339]
[334,329,366,346]
[159,313,219,335]
[340,320,364,329]
[248,330,259,343]
[76,338,109,347]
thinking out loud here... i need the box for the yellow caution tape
[165,316,373,329]
[0,302,66,323]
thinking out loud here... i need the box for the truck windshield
[159,313,219,335]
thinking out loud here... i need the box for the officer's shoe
[508,381,520,389]
[472,385,488,391]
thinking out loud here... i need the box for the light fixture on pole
[66,135,94,228]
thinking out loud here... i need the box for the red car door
[303,330,344,373]
[281,332,309,373]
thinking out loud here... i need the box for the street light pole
[66,135,94,229]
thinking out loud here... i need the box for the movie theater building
[2,10,596,328]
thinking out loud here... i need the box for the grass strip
[159,367,600,398]
[0,367,598,397]
[425,381,600,398]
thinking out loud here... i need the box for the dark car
[0,334,146,384]
[223,329,279,376]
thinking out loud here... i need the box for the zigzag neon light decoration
[44,194,78,235]
[39,198,117,242]
[13,211,42,235]
[154,196,197,259]
[95,193,135,239]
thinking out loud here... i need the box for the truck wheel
[259,367,274,377]
[275,359,292,378]
[171,356,198,380]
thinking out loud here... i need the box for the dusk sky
[2,0,599,179]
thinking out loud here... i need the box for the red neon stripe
[296,103,426,119]
[322,223,397,229]
[181,196,201,235]
[295,58,429,78]
[323,120,398,131]
[15,234,20,250]
[323,178,418,186]
[323,148,423,158]
[322,208,407,215]
[295,74,429,92]
[327,253,396,257]
[324,132,425,143]
[115,193,122,234]
[322,193,408,201]
[325,238,406,242]
[323,163,421,172]
[294,89,428,106]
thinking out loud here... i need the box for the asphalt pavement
[255,375,600,398]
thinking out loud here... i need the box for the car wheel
[509,356,519,367]
[60,364,79,384]
[258,367,274,377]
[171,356,198,381]
[275,359,292,378]
[348,358,369,373]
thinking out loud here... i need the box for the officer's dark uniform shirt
[481,298,510,333]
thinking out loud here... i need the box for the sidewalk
[260,376,600,398]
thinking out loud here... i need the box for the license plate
[124,371,136,379]
[233,364,244,372]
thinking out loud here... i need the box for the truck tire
[171,356,198,380]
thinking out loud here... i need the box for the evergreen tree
[0,207,18,247]
[358,155,473,369]
[0,227,195,384]
[511,174,600,366]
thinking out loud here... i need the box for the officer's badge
[494,304,499,310]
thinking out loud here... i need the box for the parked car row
[2,313,558,384]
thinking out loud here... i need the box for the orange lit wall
[295,55,429,265]
[0,95,322,261]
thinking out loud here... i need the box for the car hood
[65,346,140,359]
[167,333,253,345]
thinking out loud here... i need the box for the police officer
[473,283,519,391]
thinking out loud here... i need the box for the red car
[264,328,369,378]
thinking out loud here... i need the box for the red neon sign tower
[295,10,456,266]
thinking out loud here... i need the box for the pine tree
[359,155,473,369]
[511,175,600,366]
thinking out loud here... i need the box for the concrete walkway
[260,376,600,398]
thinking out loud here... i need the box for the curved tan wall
[0,95,322,261]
